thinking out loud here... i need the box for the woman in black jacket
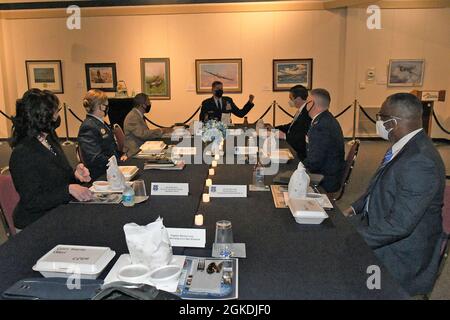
[9,89,93,229]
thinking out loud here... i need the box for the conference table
[0,131,410,300]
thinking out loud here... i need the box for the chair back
[113,123,125,153]
[0,175,20,237]
[76,145,85,165]
[334,139,361,201]
[442,185,450,235]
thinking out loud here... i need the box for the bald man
[344,93,446,297]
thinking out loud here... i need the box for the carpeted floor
[0,138,449,298]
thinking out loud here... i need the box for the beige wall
[0,6,448,139]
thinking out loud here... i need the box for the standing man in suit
[344,93,446,297]
[199,81,255,122]
[276,85,312,160]
[123,93,163,156]
[303,88,345,193]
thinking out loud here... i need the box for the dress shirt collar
[391,128,423,158]
[88,113,104,124]
[311,110,325,123]
[134,107,144,118]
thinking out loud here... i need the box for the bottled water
[253,157,265,188]
[122,184,135,207]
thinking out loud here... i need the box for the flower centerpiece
[201,120,228,154]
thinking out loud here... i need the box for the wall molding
[1,0,448,19]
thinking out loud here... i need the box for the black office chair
[333,139,361,201]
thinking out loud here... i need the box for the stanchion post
[352,99,357,140]
[62,102,74,146]
[272,100,276,127]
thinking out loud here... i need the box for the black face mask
[145,104,151,113]
[101,105,109,116]
[214,89,223,98]
[52,115,61,129]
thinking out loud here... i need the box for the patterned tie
[381,147,393,166]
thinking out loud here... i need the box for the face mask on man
[100,104,109,117]
[376,119,396,141]
[144,104,151,113]
[288,98,297,108]
[214,89,223,98]
[52,115,61,129]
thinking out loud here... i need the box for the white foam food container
[288,198,329,224]
[140,141,167,154]
[119,166,139,181]
[32,245,116,279]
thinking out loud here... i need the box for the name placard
[151,183,189,196]
[234,146,258,155]
[209,185,247,198]
[166,228,206,248]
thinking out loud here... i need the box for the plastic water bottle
[253,157,265,188]
[122,184,135,207]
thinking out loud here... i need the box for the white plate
[90,181,133,193]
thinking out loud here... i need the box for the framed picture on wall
[387,59,425,87]
[25,60,64,94]
[273,59,313,91]
[85,63,118,92]
[140,58,171,100]
[195,59,242,94]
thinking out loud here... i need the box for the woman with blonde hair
[77,89,126,180]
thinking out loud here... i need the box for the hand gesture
[75,163,91,183]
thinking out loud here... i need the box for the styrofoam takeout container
[288,198,328,224]
[32,245,116,279]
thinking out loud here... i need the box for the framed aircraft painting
[195,59,242,94]
[140,58,171,100]
[273,59,313,91]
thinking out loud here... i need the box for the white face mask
[376,119,395,140]
[288,98,296,108]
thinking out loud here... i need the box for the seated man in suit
[123,93,163,156]
[276,85,312,160]
[78,89,126,180]
[199,81,255,122]
[303,88,345,193]
[344,93,446,297]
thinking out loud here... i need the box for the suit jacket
[351,130,446,296]
[77,114,121,180]
[9,135,75,229]
[303,111,345,193]
[123,108,163,156]
[276,106,311,160]
[199,96,254,122]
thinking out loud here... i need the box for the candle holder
[202,193,210,203]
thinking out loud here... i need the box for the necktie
[381,147,393,166]
[217,99,222,111]
[362,147,394,219]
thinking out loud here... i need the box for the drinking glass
[215,220,233,244]
[133,180,147,197]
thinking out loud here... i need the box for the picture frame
[85,63,118,92]
[25,60,64,94]
[195,59,242,94]
[273,59,313,91]
[387,59,425,87]
[140,58,171,100]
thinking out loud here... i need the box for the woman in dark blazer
[9,89,93,229]
[77,89,126,180]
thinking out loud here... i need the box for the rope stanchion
[333,104,352,119]
[68,107,83,123]
[183,106,201,124]
[144,116,170,129]
[277,103,295,118]
[358,104,376,124]
[61,103,74,146]
[253,104,273,124]
[0,109,12,121]
[432,110,450,135]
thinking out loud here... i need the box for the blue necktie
[381,147,393,166]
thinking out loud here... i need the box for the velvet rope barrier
[432,110,450,135]
[334,104,353,119]
[68,107,83,123]
[276,103,295,118]
[144,106,202,128]
[0,109,12,121]
[358,104,377,124]
[254,104,273,122]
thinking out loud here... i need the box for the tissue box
[288,198,328,224]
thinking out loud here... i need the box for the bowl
[148,265,182,285]
[117,264,151,284]
[93,181,110,192]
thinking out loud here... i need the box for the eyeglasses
[376,113,402,121]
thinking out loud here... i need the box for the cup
[133,180,147,197]
[215,220,233,244]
